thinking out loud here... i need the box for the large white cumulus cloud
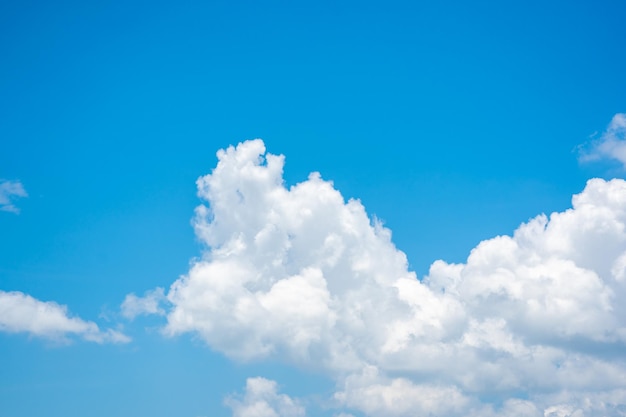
[427,177,626,345]
[150,139,626,416]
[165,139,437,370]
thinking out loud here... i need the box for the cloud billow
[225,377,305,417]
[135,138,626,416]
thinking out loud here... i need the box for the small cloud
[121,287,167,320]
[225,377,305,417]
[579,113,626,167]
[0,290,130,344]
[0,179,27,213]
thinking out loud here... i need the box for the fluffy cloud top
[139,139,626,416]
[0,290,129,344]
[225,377,305,417]
[579,113,626,167]
[0,179,27,213]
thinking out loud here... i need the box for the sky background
[1,1,626,416]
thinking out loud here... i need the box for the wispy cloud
[133,139,626,416]
[0,290,130,344]
[579,113,626,167]
[0,179,27,213]
[121,287,167,320]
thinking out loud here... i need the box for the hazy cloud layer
[579,113,626,167]
[136,139,626,415]
[0,290,129,344]
[0,179,27,213]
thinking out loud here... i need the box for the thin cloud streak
[579,113,626,167]
[0,290,130,344]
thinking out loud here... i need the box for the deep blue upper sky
[1,1,625,416]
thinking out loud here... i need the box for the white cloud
[225,377,305,417]
[335,365,471,416]
[121,287,166,320]
[135,139,626,416]
[538,390,626,417]
[579,113,626,167]
[426,177,626,346]
[0,179,27,213]
[0,290,130,344]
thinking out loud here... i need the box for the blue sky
[1,1,626,416]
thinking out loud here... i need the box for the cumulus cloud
[0,179,27,213]
[0,290,130,344]
[334,365,471,416]
[135,139,626,416]
[225,377,305,417]
[121,287,166,320]
[539,389,626,417]
[579,113,626,167]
